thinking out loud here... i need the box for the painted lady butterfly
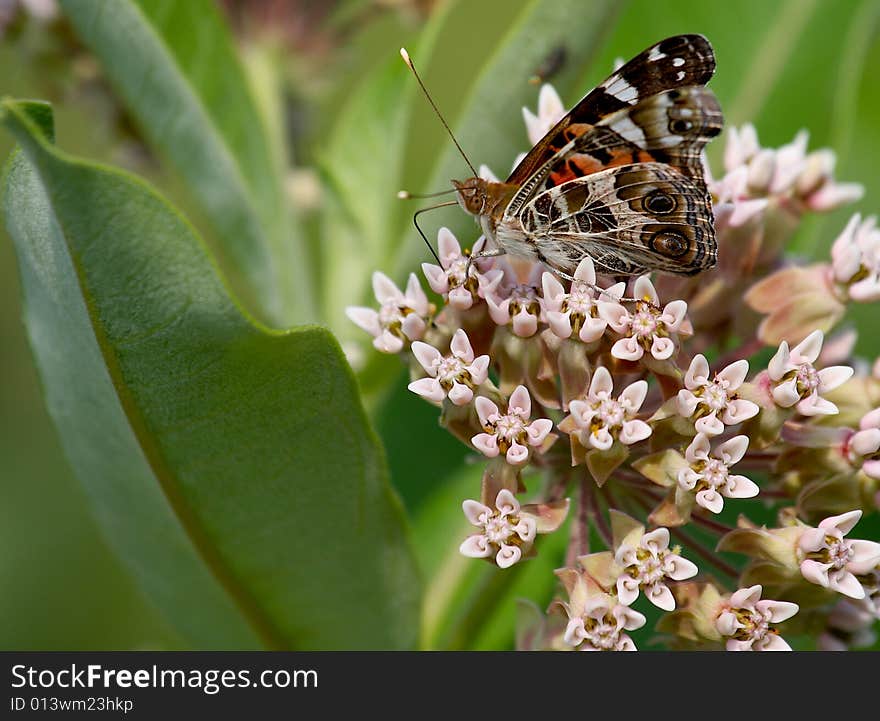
[450,34,723,280]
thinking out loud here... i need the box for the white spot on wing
[608,115,646,145]
[610,81,639,103]
[648,47,667,62]
[673,57,685,67]
[676,71,685,81]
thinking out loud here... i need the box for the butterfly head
[452,177,490,217]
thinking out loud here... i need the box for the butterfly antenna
[412,200,457,265]
[400,47,478,178]
[397,188,458,200]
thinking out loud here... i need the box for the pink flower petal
[646,583,676,611]
[767,341,791,380]
[514,517,537,543]
[400,313,426,341]
[579,316,607,343]
[666,556,698,581]
[685,354,710,389]
[547,310,574,338]
[526,418,554,446]
[642,528,670,553]
[372,271,403,304]
[405,273,429,314]
[495,544,522,568]
[717,435,749,464]
[771,378,800,407]
[541,272,565,307]
[597,301,629,331]
[410,341,442,374]
[685,433,711,463]
[726,474,759,499]
[436,227,461,266]
[508,385,532,418]
[633,275,659,305]
[677,389,700,417]
[345,306,381,336]
[449,286,475,310]
[506,441,530,466]
[589,366,614,397]
[459,534,492,558]
[661,300,688,331]
[819,509,862,534]
[447,382,473,406]
[729,197,768,226]
[512,308,538,337]
[495,489,520,515]
[450,329,475,362]
[574,257,597,284]
[729,585,763,609]
[408,377,446,404]
[616,577,640,607]
[421,262,448,294]
[847,539,880,573]
[472,433,499,458]
[620,419,651,445]
[755,635,792,651]
[468,355,490,385]
[462,499,491,525]
[696,488,724,514]
[758,599,799,624]
[817,365,854,393]
[791,329,824,364]
[828,570,865,599]
[588,427,614,450]
[695,412,725,437]
[797,394,839,416]
[475,396,499,426]
[486,295,510,326]
[373,331,404,354]
[611,337,644,361]
[619,380,648,411]
[722,399,760,424]
[718,359,749,389]
[800,559,832,587]
[651,336,675,360]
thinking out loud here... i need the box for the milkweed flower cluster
[348,82,879,651]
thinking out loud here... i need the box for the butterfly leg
[465,247,506,278]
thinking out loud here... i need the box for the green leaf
[1,99,420,649]
[59,0,312,325]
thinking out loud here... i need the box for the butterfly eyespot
[669,118,693,133]
[650,230,689,257]
[645,190,676,214]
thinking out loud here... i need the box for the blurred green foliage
[1,0,878,649]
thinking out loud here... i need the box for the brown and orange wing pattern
[506,34,716,188]
[505,86,722,215]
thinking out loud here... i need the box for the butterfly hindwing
[507,34,716,187]
[520,162,716,277]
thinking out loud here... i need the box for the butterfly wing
[520,163,717,276]
[507,34,716,188]
[505,86,722,215]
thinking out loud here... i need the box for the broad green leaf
[1,99,420,649]
[59,0,313,325]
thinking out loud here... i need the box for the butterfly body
[451,34,723,280]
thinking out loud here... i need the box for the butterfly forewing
[506,34,716,187]
[505,85,723,215]
[519,163,717,277]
